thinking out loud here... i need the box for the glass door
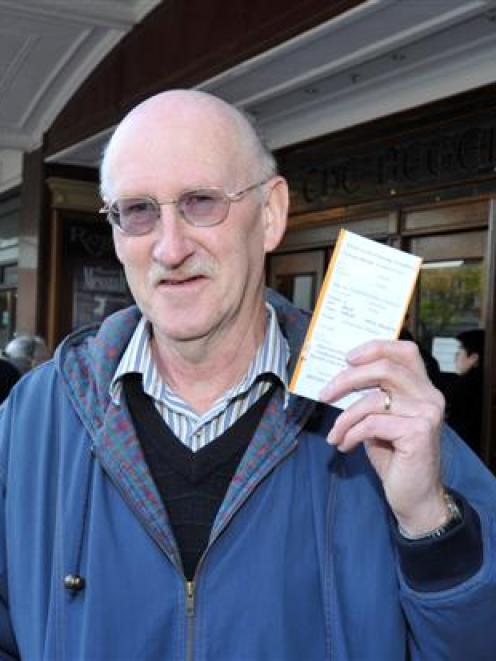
[408,228,488,461]
[416,258,485,372]
[409,230,487,365]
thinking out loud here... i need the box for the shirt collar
[110,302,290,407]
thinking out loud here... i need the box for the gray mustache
[148,260,217,285]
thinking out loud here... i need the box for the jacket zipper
[185,580,195,661]
[184,551,207,661]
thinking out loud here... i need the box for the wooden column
[17,148,45,335]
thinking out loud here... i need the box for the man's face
[105,99,287,347]
[455,346,478,375]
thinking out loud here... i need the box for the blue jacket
[1,293,496,660]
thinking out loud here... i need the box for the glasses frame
[99,178,270,236]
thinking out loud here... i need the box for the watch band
[398,490,463,542]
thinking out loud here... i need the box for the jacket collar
[56,289,311,427]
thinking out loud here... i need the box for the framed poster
[48,206,133,345]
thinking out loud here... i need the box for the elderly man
[1,90,495,660]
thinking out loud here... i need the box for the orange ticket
[289,229,422,408]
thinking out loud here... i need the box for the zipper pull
[185,580,195,617]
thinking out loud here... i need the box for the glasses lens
[111,198,159,235]
[179,189,228,226]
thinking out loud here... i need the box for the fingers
[347,339,427,377]
[320,339,442,405]
[320,358,436,404]
[320,337,445,458]
[329,413,423,454]
[327,388,444,453]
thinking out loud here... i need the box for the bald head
[100,90,276,198]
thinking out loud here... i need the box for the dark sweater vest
[123,374,275,580]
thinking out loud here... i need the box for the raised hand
[320,339,448,536]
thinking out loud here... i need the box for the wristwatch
[398,490,463,541]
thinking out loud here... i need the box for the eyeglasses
[99,179,269,236]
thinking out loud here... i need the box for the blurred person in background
[444,329,485,457]
[3,334,50,375]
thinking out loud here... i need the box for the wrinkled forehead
[101,95,259,195]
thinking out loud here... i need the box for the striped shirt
[110,303,290,451]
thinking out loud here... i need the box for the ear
[468,352,480,369]
[262,176,289,253]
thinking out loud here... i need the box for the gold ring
[383,389,392,413]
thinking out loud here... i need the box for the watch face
[430,493,463,539]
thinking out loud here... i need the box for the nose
[151,203,195,268]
